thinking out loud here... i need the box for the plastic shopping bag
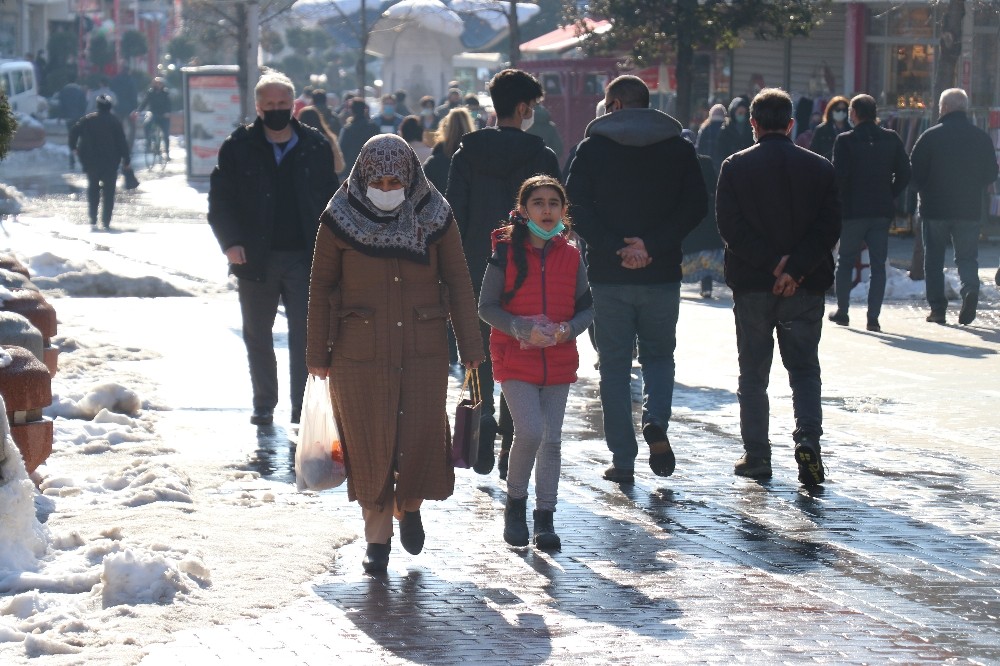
[295,375,346,491]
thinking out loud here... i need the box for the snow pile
[100,547,211,606]
[0,347,11,368]
[0,399,50,575]
[47,382,144,420]
[847,263,998,303]
[26,251,193,297]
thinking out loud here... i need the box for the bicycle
[141,111,168,170]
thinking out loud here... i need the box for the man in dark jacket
[566,75,707,484]
[208,71,338,426]
[338,99,379,180]
[716,87,841,487]
[828,94,911,332]
[68,95,131,229]
[447,68,560,474]
[910,88,999,325]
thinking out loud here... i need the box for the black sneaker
[250,409,273,426]
[602,465,634,484]
[642,423,675,477]
[734,453,772,479]
[958,291,978,325]
[794,440,825,486]
[828,310,849,326]
[926,311,946,324]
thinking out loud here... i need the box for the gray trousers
[501,380,570,512]
[236,250,310,413]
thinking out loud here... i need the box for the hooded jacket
[69,108,130,173]
[566,108,707,284]
[445,127,560,290]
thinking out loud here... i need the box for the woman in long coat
[306,134,484,573]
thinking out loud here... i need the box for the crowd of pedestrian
[203,65,997,574]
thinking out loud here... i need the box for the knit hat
[709,103,727,121]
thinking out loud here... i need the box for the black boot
[532,509,561,551]
[503,497,529,547]
[362,539,391,574]
[473,413,497,475]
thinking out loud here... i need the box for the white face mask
[366,186,406,211]
[832,110,847,123]
[520,112,534,132]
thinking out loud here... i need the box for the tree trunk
[673,0,697,127]
[508,1,521,68]
[357,0,368,94]
[932,0,965,120]
[236,3,250,122]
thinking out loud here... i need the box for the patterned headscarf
[322,134,451,263]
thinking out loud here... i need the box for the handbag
[122,165,140,190]
[451,368,482,469]
[295,375,346,491]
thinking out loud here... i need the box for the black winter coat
[338,116,379,179]
[716,133,841,294]
[69,109,130,173]
[832,121,911,220]
[422,142,451,195]
[446,127,560,290]
[910,111,999,222]
[566,108,707,285]
[682,154,722,254]
[207,118,338,282]
[712,120,753,166]
[808,121,849,161]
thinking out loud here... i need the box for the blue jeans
[835,217,890,320]
[922,218,981,314]
[592,282,680,470]
[733,291,824,457]
[237,250,310,413]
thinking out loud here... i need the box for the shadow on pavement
[313,570,553,665]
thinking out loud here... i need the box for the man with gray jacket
[566,75,707,484]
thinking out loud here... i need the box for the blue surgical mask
[382,104,395,116]
[527,219,565,241]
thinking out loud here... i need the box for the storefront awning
[520,19,611,56]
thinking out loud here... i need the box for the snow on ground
[1,197,355,664]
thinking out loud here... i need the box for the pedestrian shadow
[673,382,737,414]
[313,570,552,665]
[864,330,997,358]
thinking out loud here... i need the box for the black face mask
[262,108,292,131]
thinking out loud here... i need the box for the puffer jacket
[488,233,580,386]
[207,118,338,281]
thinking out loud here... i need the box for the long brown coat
[306,216,484,511]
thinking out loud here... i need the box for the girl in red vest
[479,175,594,550]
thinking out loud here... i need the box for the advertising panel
[183,66,241,178]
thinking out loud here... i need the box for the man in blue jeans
[910,88,999,325]
[828,94,910,333]
[716,88,841,487]
[567,75,706,484]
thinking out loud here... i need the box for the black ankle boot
[532,510,561,550]
[503,497,529,546]
[362,539,391,573]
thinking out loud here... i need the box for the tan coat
[306,217,484,511]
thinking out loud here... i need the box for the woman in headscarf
[306,134,484,574]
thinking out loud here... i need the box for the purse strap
[460,367,481,403]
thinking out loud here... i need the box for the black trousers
[236,251,310,415]
[86,167,118,226]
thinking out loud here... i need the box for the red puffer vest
[490,230,581,386]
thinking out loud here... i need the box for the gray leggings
[501,380,570,511]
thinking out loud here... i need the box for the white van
[0,59,47,118]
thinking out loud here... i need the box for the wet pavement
[5,146,1000,664]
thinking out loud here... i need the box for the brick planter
[0,345,53,473]
[0,254,30,280]
[0,289,58,376]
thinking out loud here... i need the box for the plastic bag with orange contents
[295,376,346,491]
